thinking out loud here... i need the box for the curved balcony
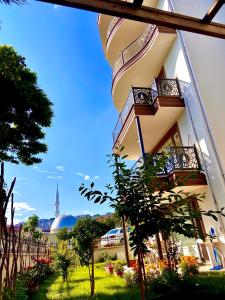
[98,0,158,56]
[132,147,207,191]
[106,17,146,66]
[113,78,185,159]
[112,25,176,111]
[98,14,114,51]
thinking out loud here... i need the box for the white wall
[163,24,225,234]
[171,0,225,184]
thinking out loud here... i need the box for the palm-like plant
[0,0,26,4]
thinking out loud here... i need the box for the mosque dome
[50,214,77,233]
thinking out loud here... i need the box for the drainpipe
[135,116,145,157]
[169,0,225,235]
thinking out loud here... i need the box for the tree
[54,253,71,282]
[79,151,225,300]
[72,217,106,296]
[0,46,53,165]
[56,228,70,241]
[95,212,122,230]
[23,214,42,240]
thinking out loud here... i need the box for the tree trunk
[121,215,130,266]
[135,222,145,300]
[91,249,95,296]
[155,233,163,260]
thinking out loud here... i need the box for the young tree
[0,46,53,165]
[79,151,225,300]
[23,214,42,240]
[72,217,106,296]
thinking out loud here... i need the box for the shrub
[179,256,199,276]
[113,260,126,273]
[54,253,71,282]
[145,263,160,283]
[148,269,182,294]
[158,260,170,273]
[123,268,139,287]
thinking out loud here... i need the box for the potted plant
[114,261,125,277]
[104,261,114,274]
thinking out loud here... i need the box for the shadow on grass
[68,276,102,284]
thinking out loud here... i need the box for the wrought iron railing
[113,78,181,144]
[112,24,157,80]
[131,146,201,176]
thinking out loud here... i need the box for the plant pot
[128,260,137,268]
[105,266,114,274]
[114,271,123,277]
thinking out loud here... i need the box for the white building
[98,0,225,268]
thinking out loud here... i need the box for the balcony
[132,146,207,190]
[106,17,146,66]
[113,78,185,159]
[112,24,176,110]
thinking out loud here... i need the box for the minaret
[55,184,60,218]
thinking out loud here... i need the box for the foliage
[23,214,43,240]
[113,260,125,273]
[123,268,139,287]
[13,259,54,298]
[54,254,71,282]
[35,264,225,299]
[98,252,117,263]
[79,150,225,258]
[72,217,106,267]
[56,227,70,241]
[145,263,160,283]
[0,0,25,5]
[0,45,53,165]
[95,213,122,230]
[72,217,107,296]
[147,269,183,295]
[179,256,199,276]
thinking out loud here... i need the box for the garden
[33,259,225,300]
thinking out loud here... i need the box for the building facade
[98,0,225,267]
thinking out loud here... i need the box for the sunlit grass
[33,263,140,300]
[33,264,225,300]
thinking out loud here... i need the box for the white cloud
[53,4,59,10]
[34,166,55,174]
[56,165,64,172]
[76,172,83,176]
[6,201,36,225]
[13,202,36,212]
[76,172,100,181]
[82,210,93,216]
[47,176,63,180]
[16,177,29,181]
[39,170,55,174]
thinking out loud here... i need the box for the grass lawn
[33,264,225,300]
[32,263,140,300]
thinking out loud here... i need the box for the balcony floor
[154,171,207,192]
[114,97,185,160]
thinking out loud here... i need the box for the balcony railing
[106,17,123,42]
[113,78,182,144]
[132,146,202,176]
[112,24,157,80]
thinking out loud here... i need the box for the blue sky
[0,1,118,223]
